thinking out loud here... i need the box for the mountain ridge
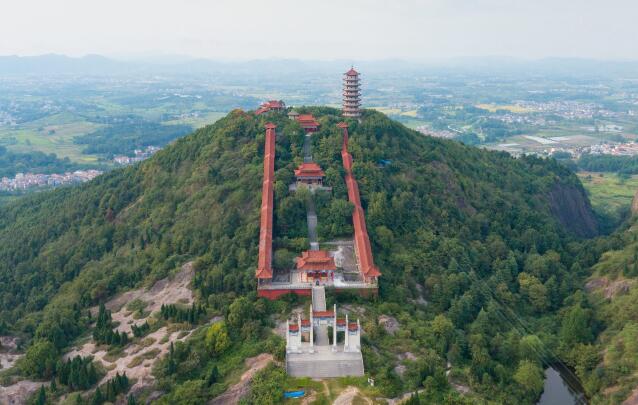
[0,108,603,404]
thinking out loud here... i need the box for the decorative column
[297,312,302,350]
[333,304,337,351]
[286,320,290,351]
[309,305,314,353]
[345,313,349,351]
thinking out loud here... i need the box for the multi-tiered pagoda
[342,67,361,118]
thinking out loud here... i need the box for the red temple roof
[289,324,299,332]
[294,162,325,178]
[255,100,285,115]
[296,114,319,129]
[296,250,336,271]
[301,319,310,326]
[336,318,346,326]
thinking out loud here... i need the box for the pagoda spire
[342,67,361,118]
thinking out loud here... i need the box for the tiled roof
[294,162,325,178]
[296,250,336,271]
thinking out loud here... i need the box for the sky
[0,0,636,61]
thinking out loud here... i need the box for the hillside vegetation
[0,108,611,403]
[578,220,638,404]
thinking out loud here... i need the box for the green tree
[35,385,46,405]
[20,340,58,378]
[518,273,549,312]
[519,335,544,362]
[560,305,593,347]
[514,360,544,396]
[205,322,231,356]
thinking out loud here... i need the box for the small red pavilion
[255,100,286,115]
[296,250,336,282]
[294,162,325,186]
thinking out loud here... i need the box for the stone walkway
[302,133,319,250]
[307,197,319,250]
[303,134,312,163]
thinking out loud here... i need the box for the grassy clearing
[283,376,383,404]
[578,171,638,215]
[162,111,226,129]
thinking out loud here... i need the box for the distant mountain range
[1,54,637,78]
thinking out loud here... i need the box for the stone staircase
[312,285,326,311]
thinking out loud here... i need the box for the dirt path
[208,353,274,405]
[333,386,372,405]
[623,388,638,405]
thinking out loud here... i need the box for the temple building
[288,110,300,120]
[255,100,286,115]
[294,162,325,187]
[296,250,337,283]
[296,114,320,133]
[343,68,361,118]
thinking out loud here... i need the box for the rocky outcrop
[547,183,598,238]
[631,189,638,216]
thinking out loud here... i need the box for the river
[537,366,587,405]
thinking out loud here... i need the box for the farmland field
[578,171,638,216]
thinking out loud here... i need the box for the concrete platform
[286,346,364,378]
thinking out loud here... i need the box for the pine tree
[36,385,46,405]
[207,365,219,386]
[127,394,137,405]
[167,342,176,374]
[92,387,103,405]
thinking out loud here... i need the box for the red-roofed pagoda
[343,68,361,118]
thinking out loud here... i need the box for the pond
[537,366,587,405]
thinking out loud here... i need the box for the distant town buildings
[415,126,456,139]
[342,68,361,118]
[585,142,638,156]
[113,146,161,165]
[0,170,102,191]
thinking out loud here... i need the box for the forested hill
[0,108,603,403]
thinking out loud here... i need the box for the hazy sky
[1,0,636,60]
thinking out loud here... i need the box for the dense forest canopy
[0,145,84,178]
[74,116,192,156]
[0,108,618,403]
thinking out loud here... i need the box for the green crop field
[578,171,638,215]
[0,114,104,163]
